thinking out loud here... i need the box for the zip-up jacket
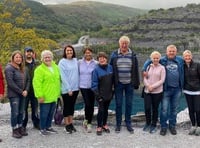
[33,62,60,103]
[5,63,30,98]
[110,49,140,89]
[184,60,200,91]
[91,64,113,101]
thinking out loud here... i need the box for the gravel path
[0,103,200,148]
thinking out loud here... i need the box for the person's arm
[91,68,102,102]
[32,66,44,103]
[0,65,4,100]
[58,60,71,93]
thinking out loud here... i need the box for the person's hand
[143,71,148,78]
[68,91,73,96]
[147,85,153,92]
[22,90,28,97]
[38,98,44,103]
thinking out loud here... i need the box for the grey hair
[183,50,192,57]
[41,50,53,61]
[119,35,130,44]
[166,44,177,51]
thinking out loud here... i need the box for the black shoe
[127,126,134,134]
[34,124,40,130]
[169,127,177,135]
[65,125,72,134]
[115,126,121,133]
[160,128,167,136]
[70,124,77,132]
[96,127,102,136]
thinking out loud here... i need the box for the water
[75,93,187,115]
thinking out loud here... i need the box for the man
[23,47,40,130]
[143,45,184,136]
[110,36,140,134]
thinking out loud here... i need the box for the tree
[0,0,58,66]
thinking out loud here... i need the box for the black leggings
[97,100,111,127]
[80,88,95,124]
[184,94,200,126]
[62,91,79,117]
[144,92,163,127]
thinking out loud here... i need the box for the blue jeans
[23,94,39,128]
[160,88,181,128]
[9,96,25,129]
[40,102,56,130]
[115,82,133,126]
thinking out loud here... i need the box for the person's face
[13,53,23,65]
[119,40,129,52]
[43,54,52,66]
[84,49,92,61]
[66,47,73,59]
[183,52,192,64]
[151,54,160,65]
[25,50,33,59]
[98,56,107,65]
[166,47,177,59]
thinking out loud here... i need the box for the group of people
[142,45,200,136]
[0,35,200,141]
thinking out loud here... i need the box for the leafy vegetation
[0,0,58,67]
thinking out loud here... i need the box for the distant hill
[22,0,147,41]
[107,4,200,53]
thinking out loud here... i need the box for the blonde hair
[150,51,161,60]
[41,50,53,61]
[183,50,192,57]
[119,36,130,45]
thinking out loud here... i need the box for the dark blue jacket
[91,64,113,101]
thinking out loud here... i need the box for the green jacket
[33,62,61,103]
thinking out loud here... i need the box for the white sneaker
[87,124,92,133]
[83,120,88,129]
[195,127,200,136]
[188,126,196,135]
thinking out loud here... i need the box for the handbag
[54,98,64,125]
[141,86,145,98]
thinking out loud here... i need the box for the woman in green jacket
[33,50,60,136]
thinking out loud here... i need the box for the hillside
[22,0,147,41]
[108,4,200,53]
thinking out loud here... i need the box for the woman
[33,50,60,136]
[183,50,200,136]
[143,51,166,133]
[91,52,113,136]
[5,51,30,138]
[58,45,79,134]
[0,64,5,142]
[79,47,97,133]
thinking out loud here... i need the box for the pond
[75,93,187,115]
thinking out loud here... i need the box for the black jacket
[184,60,200,91]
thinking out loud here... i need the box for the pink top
[143,63,166,94]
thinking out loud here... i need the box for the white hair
[41,50,53,61]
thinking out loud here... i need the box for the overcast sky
[33,0,200,9]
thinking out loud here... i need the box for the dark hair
[63,45,76,58]
[97,52,108,60]
[83,47,93,54]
